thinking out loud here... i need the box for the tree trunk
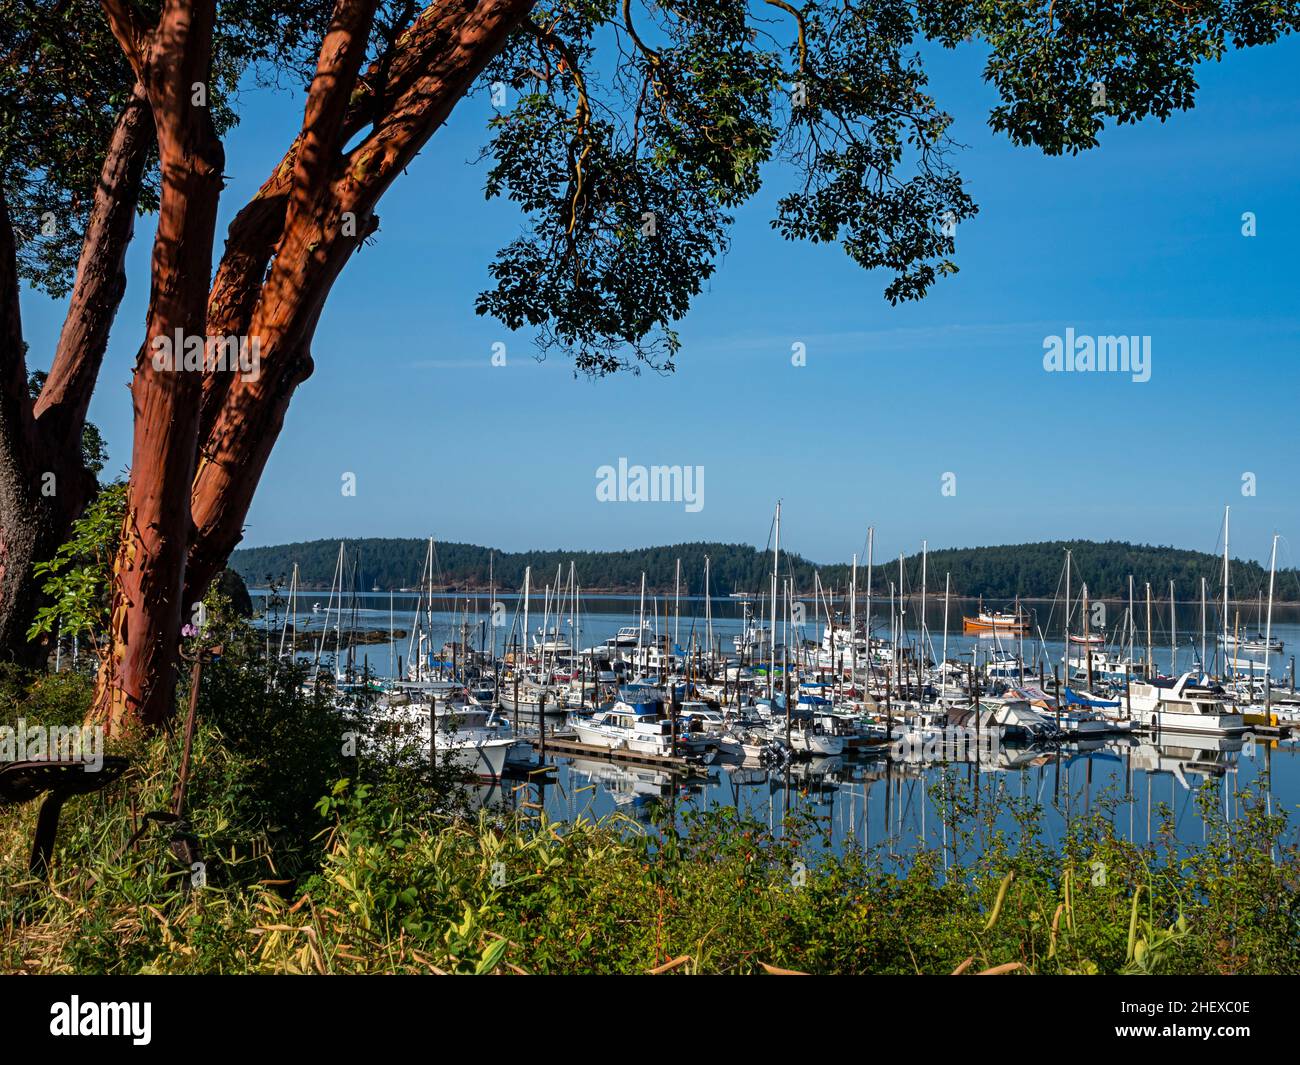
[93,0,226,734]
[0,473,93,670]
[0,87,152,666]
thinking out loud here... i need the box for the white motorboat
[364,701,516,778]
[1125,672,1247,734]
[572,701,675,756]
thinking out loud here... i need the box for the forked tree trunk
[95,156,225,732]
[93,1,227,734]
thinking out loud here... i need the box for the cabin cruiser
[677,702,743,759]
[815,626,869,670]
[1068,649,1145,685]
[1125,672,1246,734]
[572,700,675,756]
[602,623,657,651]
[532,625,573,656]
[362,700,517,778]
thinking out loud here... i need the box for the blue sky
[20,34,1300,568]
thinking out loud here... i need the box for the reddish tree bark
[94,0,226,732]
[185,0,535,610]
[0,84,154,666]
[87,0,535,732]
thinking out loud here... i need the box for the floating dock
[526,732,698,772]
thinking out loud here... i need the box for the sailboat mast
[522,565,531,677]
[849,553,858,686]
[942,572,950,700]
[637,571,646,679]
[920,540,928,665]
[1145,581,1153,677]
[1200,576,1207,676]
[1265,532,1279,712]
[770,502,780,698]
[1222,505,1230,678]
[865,526,874,666]
[1128,574,1135,669]
[704,555,713,662]
[1063,549,1071,673]
[674,558,681,649]
[1169,579,1176,675]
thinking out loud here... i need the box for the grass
[2,638,1298,974]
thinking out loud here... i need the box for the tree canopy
[2,0,1296,728]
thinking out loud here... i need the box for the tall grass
[1,627,1297,974]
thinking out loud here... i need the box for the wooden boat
[962,609,1029,634]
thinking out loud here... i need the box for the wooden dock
[527,732,698,772]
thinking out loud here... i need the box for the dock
[526,732,699,772]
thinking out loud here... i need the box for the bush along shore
[2,608,1298,975]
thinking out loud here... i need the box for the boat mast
[522,565,531,679]
[674,557,681,650]
[889,578,896,696]
[920,540,928,671]
[1063,549,1071,678]
[770,501,780,699]
[1265,532,1279,713]
[704,555,713,663]
[865,526,874,668]
[1128,574,1135,670]
[849,553,858,688]
[637,570,646,679]
[1145,581,1153,677]
[569,561,577,671]
[898,552,904,664]
[942,572,950,700]
[1082,582,1092,690]
[1200,576,1207,676]
[1169,579,1176,675]
[279,562,299,662]
[1222,505,1230,679]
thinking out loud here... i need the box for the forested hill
[229,538,1300,601]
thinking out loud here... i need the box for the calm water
[251,590,1300,860]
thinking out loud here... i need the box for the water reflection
[466,732,1294,866]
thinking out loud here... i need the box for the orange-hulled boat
[962,609,1029,635]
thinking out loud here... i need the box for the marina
[250,510,1300,862]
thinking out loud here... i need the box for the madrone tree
[2,1,1295,730]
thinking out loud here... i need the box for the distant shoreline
[247,587,1300,605]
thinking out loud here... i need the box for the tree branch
[0,189,34,456]
[36,83,154,453]
[185,0,538,605]
[98,0,152,85]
